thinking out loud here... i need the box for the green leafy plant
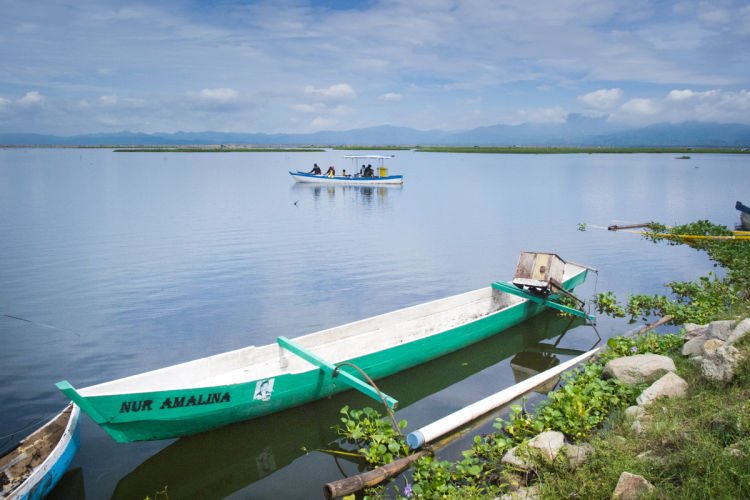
[334,406,409,467]
[593,291,626,317]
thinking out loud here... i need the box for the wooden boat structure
[112,313,587,499]
[737,201,750,229]
[0,403,80,500]
[57,252,593,443]
[289,155,404,185]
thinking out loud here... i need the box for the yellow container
[378,167,388,177]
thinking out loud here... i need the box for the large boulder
[636,371,688,406]
[683,323,709,339]
[501,431,567,471]
[681,335,708,357]
[728,318,750,344]
[603,354,676,385]
[709,320,735,341]
[612,472,654,499]
[528,431,565,460]
[701,344,743,383]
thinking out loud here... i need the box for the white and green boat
[57,252,592,443]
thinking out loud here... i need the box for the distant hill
[2,119,749,147]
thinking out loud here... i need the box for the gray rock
[500,485,540,500]
[701,344,743,383]
[709,320,736,341]
[603,354,676,385]
[683,323,708,339]
[728,318,750,345]
[624,405,645,420]
[702,338,726,356]
[612,472,655,499]
[681,335,708,357]
[563,443,594,469]
[501,446,531,470]
[636,372,688,406]
[528,431,565,460]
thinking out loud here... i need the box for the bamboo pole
[607,223,652,231]
[323,451,429,499]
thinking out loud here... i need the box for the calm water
[0,148,747,498]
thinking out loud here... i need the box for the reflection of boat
[290,155,404,185]
[0,403,80,499]
[737,201,750,229]
[57,254,589,443]
[112,313,585,499]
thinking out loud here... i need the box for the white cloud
[578,88,623,110]
[194,88,239,103]
[303,84,356,102]
[99,94,118,106]
[620,98,659,115]
[17,91,44,106]
[379,92,402,102]
[667,88,718,101]
[311,116,336,129]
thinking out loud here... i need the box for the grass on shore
[113,147,325,152]
[414,146,750,154]
[536,339,750,499]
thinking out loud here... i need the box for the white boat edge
[289,171,404,185]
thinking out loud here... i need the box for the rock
[501,431,567,471]
[728,318,750,344]
[528,431,565,460]
[563,443,594,469]
[724,444,746,458]
[702,338,726,356]
[681,335,708,357]
[701,344,743,383]
[636,372,688,406]
[603,354,676,385]
[708,320,735,341]
[500,485,540,500]
[501,446,531,470]
[624,405,645,420]
[612,472,655,499]
[630,419,644,434]
[683,323,708,339]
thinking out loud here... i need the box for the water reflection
[112,313,594,499]
[290,183,402,207]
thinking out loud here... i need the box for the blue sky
[1,0,749,135]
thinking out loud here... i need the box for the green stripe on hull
[65,270,588,442]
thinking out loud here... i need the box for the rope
[332,362,403,436]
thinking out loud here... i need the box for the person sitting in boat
[342,169,350,177]
[364,164,374,177]
[326,166,335,177]
[308,163,321,175]
[359,164,366,176]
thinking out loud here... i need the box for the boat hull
[59,270,587,442]
[737,201,750,229]
[290,171,404,185]
[1,404,80,500]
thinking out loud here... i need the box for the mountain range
[2,116,749,147]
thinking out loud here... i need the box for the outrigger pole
[276,337,398,409]
[491,281,596,323]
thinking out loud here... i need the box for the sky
[1,0,749,135]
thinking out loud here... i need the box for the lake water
[1,148,747,498]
